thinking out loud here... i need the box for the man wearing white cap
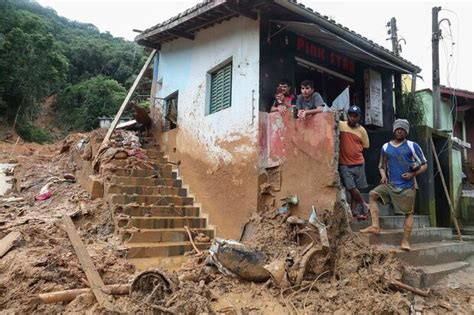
[361,119,428,251]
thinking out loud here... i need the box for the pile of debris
[2,134,474,313]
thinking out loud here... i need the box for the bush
[15,119,52,143]
[395,92,425,126]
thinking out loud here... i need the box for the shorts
[339,164,368,190]
[371,184,415,215]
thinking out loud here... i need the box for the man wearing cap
[339,105,370,220]
[361,119,428,251]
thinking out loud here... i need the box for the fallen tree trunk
[38,284,130,304]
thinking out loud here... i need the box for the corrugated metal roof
[282,0,419,72]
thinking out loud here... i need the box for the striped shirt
[339,121,369,166]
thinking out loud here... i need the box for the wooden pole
[100,49,157,147]
[38,284,130,304]
[387,278,430,297]
[62,216,115,310]
[430,138,463,241]
[184,225,202,255]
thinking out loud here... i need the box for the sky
[36,0,474,91]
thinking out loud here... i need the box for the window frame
[206,58,233,115]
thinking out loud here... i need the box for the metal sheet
[271,20,412,73]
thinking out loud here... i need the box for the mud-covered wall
[258,112,339,219]
[151,16,260,240]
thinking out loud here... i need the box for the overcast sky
[36,0,473,91]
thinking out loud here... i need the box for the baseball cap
[348,105,361,115]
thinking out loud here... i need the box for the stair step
[461,226,474,235]
[114,205,200,217]
[106,184,187,197]
[146,150,164,158]
[109,176,182,187]
[109,194,193,206]
[118,216,207,229]
[364,227,453,246]
[110,166,173,178]
[351,215,430,231]
[382,241,474,266]
[126,241,211,258]
[402,261,470,288]
[102,159,169,170]
[122,228,214,243]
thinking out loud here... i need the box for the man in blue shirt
[361,119,428,251]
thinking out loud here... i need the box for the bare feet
[360,226,381,235]
[400,238,411,251]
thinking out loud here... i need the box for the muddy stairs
[103,139,214,261]
[352,204,474,288]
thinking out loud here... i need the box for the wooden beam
[99,49,156,147]
[0,231,21,258]
[168,30,195,40]
[62,216,115,310]
[430,138,463,241]
[225,3,258,20]
[39,284,130,304]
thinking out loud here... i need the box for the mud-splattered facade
[135,0,420,238]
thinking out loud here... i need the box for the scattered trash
[448,281,460,290]
[263,259,289,288]
[278,206,289,214]
[63,174,76,182]
[209,239,270,282]
[194,233,211,243]
[2,196,24,203]
[282,195,298,206]
[127,148,146,159]
[308,206,329,248]
[286,215,305,225]
[130,269,177,303]
[35,182,54,201]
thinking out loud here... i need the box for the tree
[55,76,127,131]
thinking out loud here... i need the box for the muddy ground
[1,136,474,314]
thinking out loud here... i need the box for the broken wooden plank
[38,284,130,304]
[0,231,21,257]
[62,216,115,310]
[387,278,430,297]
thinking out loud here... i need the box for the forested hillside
[0,0,147,142]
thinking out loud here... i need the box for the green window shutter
[210,62,232,114]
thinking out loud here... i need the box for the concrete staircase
[352,214,474,288]
[103,140,214,260]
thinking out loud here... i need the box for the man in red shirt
[339,105,370,219]
[271,79,296,114]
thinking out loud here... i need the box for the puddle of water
[128,256,191,271]
[0,163,15,196]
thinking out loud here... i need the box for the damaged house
[134,0,421,239]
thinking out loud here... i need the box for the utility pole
[432,6,442,129]
[389,17,399,56]
[387,17,402,110]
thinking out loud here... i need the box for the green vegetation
[0,0,146,141]
[396,92,425,126]
[56,76,127,132]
